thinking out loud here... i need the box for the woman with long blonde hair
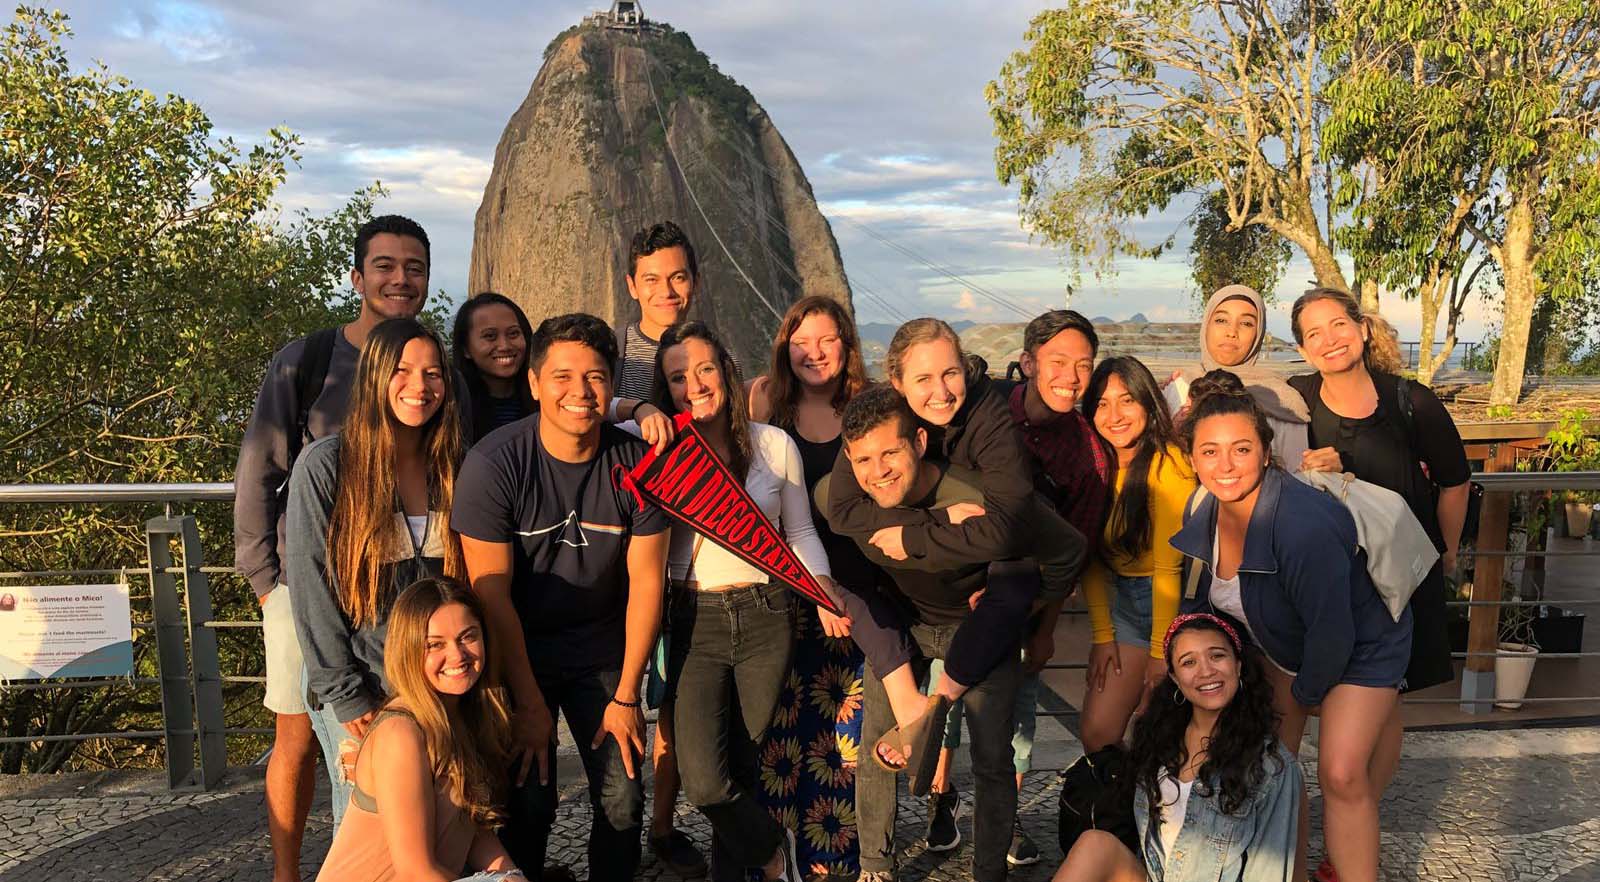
[316,576,522,882]
[288,317,467,826]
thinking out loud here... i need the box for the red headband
[1163,612,1244,660]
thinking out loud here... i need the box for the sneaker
[1313,859,1341,882]
[923,789,963,852]
[1006,823,1041,867]
[649,829,708,879]
[772,828,805,882]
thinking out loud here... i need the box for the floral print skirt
[756,604,865,877]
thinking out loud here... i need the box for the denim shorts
[1109,573,1154,648]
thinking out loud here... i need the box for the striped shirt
[614,322,661,402]
[613,320,742,404]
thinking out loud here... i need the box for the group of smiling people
[248,216,1468,882]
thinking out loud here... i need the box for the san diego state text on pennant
[623,416,841,615]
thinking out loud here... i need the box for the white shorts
[261,584,308,715]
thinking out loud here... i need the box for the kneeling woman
[1170,372,1411,882]
[317,577,522,882]
[650,322,838,882]
[1054,613,1300,882]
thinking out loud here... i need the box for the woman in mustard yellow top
[1079,356,1197,751]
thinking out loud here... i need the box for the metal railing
[4,468,1600,784]
[1,483,249,790]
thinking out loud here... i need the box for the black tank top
[786,427,879,591]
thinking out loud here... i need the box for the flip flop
[871,694,954,797]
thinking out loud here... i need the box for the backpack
[1058,744,1139,857]
[289,327,338,466]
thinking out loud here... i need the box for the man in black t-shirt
[454,314,670,882]
[829,387,1025,882]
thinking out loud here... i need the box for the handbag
[1297,470,1439,621]
[1058,744,1138,857]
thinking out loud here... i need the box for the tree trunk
[1417,269,1444,385]
[1359,278,1381,314]
[1490,198,1538,407]
[1306,238,1350,294]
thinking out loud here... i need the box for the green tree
[987,0,1350,296]
[0,7,374,771]
[1324,0,1600,403]
[1187,189,1294,307]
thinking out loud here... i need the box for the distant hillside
[857,320,976,346]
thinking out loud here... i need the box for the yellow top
[1081,444,1196,658]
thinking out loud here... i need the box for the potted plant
[1494,600,1541,710]
[1537,410,1600,536]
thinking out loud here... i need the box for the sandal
[872,694,953,797]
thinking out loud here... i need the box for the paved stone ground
[3,726,1598,882]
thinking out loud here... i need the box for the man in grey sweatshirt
[233,214,432,879]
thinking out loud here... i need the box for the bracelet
[610,696,641,709]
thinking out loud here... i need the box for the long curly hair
[1129,615,1282,819]
[1084,356,1181,560]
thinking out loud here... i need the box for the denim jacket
[1135,741,1302,882]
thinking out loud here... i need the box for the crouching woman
[1052,613,1299,882]
[316,577,524,882]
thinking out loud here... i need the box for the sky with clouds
[57,0,1491,343]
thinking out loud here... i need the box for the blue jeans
[499,665,644,882]
[667,583,794,882]
[302,669,358,829]
[927,660,1040,774]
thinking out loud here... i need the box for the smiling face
[1091,372,1148,454]
[1296,297,1368,375]
[845,418,928,509]
[891,338,965,427]
[466,303,527,381]
[1205,298,1261,367]
[626,245,695,334]
[353,232,429,322]
[1022,327,1095,413]
[424,602,484,697]
[1191,412,1268,504]
[530,340,610,439]
[387,337,446,429]
[787,311,846,389]
[663,337,728,425]
[1168,628,1241,711]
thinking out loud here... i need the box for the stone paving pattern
[2,726,1598,882]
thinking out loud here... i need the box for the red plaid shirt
[1008,383,1112,555]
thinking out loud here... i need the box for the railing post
[146,519,199,789]
[1461,444,1516,713]
[176,515,228,789]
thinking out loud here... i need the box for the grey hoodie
[285,435,450,722]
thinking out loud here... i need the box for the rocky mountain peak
[470,18,853,371]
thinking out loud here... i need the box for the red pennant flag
[617,412,843,615]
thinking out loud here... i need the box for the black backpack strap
[1394,374,1416,434]
[291,327,339,459]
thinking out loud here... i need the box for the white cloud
[342,146,493,208]
[113,1,251,63]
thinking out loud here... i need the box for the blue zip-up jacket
[1134,741,1302,882]
[1169,468,1410,707]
